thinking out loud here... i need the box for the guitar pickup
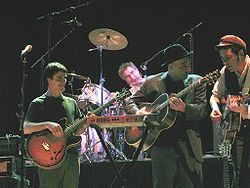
[42,142,50,151]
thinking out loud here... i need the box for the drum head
[78,83,110,109]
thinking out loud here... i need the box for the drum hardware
[79,29,129,184]
[88,28,128,106]
[80,127,110,163]
[67,72,90,81]
[105,141,128,161]
[88,28,128,51]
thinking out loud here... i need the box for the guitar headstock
[203,69,221,85]
[115,88,131,103]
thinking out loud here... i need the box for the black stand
[16,52,29,188]
[31,27,76,85]
[109,119,151,188]
[93,126,127,187]
[35,1,91,94]
[139,21,202,73]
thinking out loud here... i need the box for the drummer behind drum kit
[66,28,144,163]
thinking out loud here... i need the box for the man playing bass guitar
[126,44,208,188]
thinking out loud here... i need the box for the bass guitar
[125,70,221,152]
[25,88,131,170]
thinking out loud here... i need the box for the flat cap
[215,35,246,50]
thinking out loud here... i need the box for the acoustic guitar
[125,70,221,152]
[25,88,131,170]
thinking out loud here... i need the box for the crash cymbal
[88,28,128,50]
[67,73,90,80]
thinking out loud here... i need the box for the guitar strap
[242,64,250,95]
[241,64,250,119]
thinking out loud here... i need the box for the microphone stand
[139,21,202,73]
[16,54,28,188]
[35,1,91,94]
[31,27,75,81]
[183,32,194,72]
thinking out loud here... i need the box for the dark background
[0,0,249,154]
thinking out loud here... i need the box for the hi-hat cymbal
[88,28,128,50]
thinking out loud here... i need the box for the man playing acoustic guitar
[210,35,250,188]
[126,44,208,188]
[23,62,86,188]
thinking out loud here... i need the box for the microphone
[189,21,203,33]
[21,45,33,57]
[61,17,83,27]
[140,62,148,71]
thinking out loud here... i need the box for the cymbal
[67,73,90,80]
[88,28,128,50]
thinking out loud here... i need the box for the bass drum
[79,127,110,163]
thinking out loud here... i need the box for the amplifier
[0,156,23,178]
[0,175,30,188]
[0,135,21,156]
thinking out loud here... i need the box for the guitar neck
[87,114,158,128]
[63,88,131,137]
[156,78,203,111]
[64,98,117,136]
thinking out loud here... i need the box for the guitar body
[25,118,82,170]
[125,93,177,151]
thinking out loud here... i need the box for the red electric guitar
[25,88,131,170]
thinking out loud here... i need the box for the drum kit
[66,28,132,163]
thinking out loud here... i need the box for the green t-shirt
[25,93,82,153]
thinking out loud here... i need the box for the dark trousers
[38,153,80,188]
[151,146,202,188]
[233,125,250,188]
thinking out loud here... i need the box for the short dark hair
[118,62,138,80]
[44,62,68,79]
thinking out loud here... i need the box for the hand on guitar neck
[135,106,150,115]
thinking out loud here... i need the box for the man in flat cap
[126,44,207,187]
[210,34,250,188]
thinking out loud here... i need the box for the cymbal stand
[68,73,74,94]
[85,127,94,163]
[96,46,106,107]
